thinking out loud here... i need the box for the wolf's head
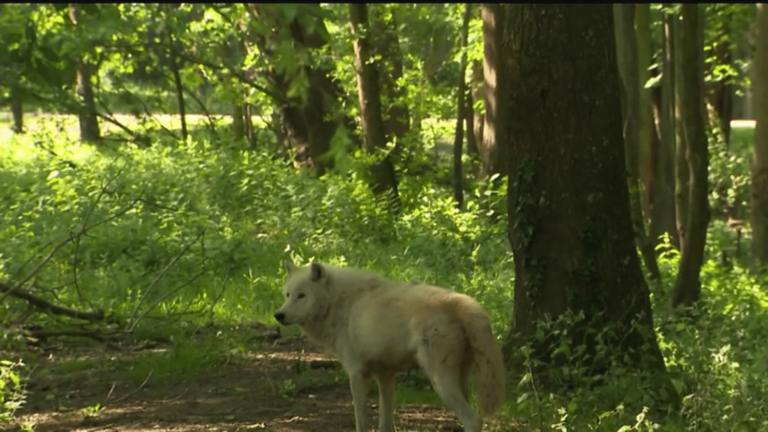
[273,260,331,327]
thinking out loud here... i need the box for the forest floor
[12,323,510,432]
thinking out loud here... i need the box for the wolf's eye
[286,293,290,298]
[297,293,306,299]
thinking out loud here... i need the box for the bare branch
[128,230,205,330]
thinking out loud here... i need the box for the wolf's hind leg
[417,349,482,432]
[375,371,396,432]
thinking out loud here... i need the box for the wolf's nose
[274,312,285,323]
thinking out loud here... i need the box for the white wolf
[273,261,506,432]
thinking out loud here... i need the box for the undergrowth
[0,121,766,431]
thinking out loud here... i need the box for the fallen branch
[0,282,110,322]
[25,328,110,342]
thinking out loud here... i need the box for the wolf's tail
[457,296,506,415]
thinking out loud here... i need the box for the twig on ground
[103,381,117,406]
[110,369,153,404]
[128,230,205,330]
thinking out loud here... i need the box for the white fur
[274,261,506,432]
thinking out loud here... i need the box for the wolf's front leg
[349,372,370,432]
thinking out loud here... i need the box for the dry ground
[11,329,497,432]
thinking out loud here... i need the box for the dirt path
[14,336,472,432]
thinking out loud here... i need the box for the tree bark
[752,3,768,271]
[480,4,506,181]
[452,4,471,210]
[613,4,661,281]
[503,4,672,394]
[69,4,101,143]
[671,4,711,308]
[650,7,680,249]
[349,3,400,211]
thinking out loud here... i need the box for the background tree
[451,4,471,209]
[68,4,101,142]
[650,5,681,250]
[349,3,400,211]
[613,3,662,281]
[671,4,711,308]
[752,3,768,271]
[503,3,672,396]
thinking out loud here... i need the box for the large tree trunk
[613,4,661,281]
[752,3,768,271]
[480,4,506,181]
[349,3,400,211]
[452,4,471,210]
[650,8,680,249]
[671,4,711,308]
[503,4,672,394]
[69,4,100,143]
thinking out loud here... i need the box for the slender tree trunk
[614,4,661,281]
[452,4,471,210]
[469,59,484,159]
[349,3,400,211]
[752,3,768,271]
[10,85,23,134]
[232,104,245,142]
[671,4,711,308]
[167,26,188,142]
[244,103,256,149]
[69,4,100,143]
[636,4,655,224]
[651,7,680,249]
[503,4,674,400]
[673,12,689,249]
[370,5,410,154]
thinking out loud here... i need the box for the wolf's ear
[310,262,325,282]
[285,260,298,275]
